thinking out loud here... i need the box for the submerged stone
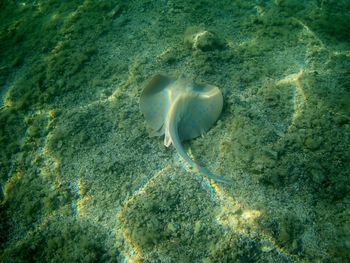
[184,26,223,51]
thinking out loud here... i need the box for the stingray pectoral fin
[140,75,172,132]
[178,84,223,141]
[148,123,165,137]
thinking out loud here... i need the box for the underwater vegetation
[1,0,349,262]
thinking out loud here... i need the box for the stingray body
[140,74,225,182]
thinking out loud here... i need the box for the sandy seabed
[1,1,349,262]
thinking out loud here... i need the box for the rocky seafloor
[0,1,349,262]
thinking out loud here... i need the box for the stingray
[140,74,226,182]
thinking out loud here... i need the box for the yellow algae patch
[294,18,326,49]
[75,177,92,217]
[211,181,261,233]
[2,86,14,108]
[1,168,25,205]
[117,165,172,263]
[42,132,62,189]
[118,227,143,263]
[107,58,146,102]
[76,195,92,218]
[123,165,171,206]
[77,176,86,196]
[241,209,261,224]
[276,69,307,129]
[210,181,298,261]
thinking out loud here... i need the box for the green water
[0,1,349,262]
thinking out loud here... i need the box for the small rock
[194,220,201,234]
[310,167,325,184]
[166,223,176,233]
[304,136,321,150]
[184,26,223,51]
[260,240,274,252]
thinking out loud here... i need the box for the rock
[166,222,176,233]
[304,136,321,150]
[194,220,201,234]
[184,26,223,51]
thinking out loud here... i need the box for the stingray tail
[197,165,232,184]
[167,109,231,185]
